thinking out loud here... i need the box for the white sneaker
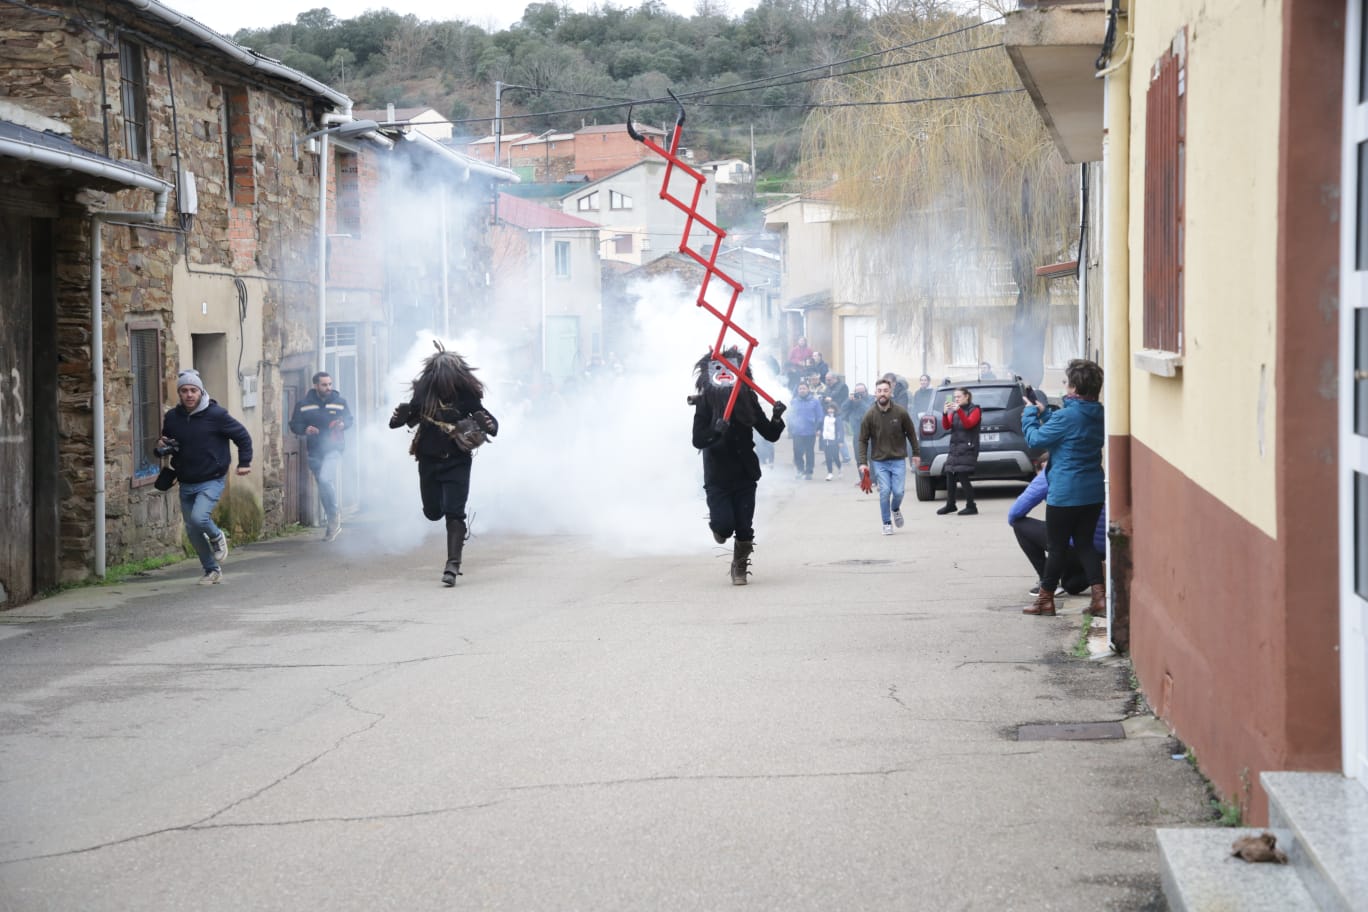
[198,568,222,585]
[323,515,341,542]
[882,523,893,535]
[211,532,228,563]
[825,473,833,481]
[892,510,904,528]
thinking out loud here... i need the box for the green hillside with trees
[232,0,905,172]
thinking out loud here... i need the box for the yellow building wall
[1127,0,1284,537]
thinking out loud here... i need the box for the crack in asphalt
[1,673,395,866]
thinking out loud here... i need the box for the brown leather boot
[1084,584,1107,617]
[730,539,754,586]
[1022,588,1056,616]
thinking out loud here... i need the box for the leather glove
[771,400,787,420]
[389,402,411,429]
[474,410,497,433]
[712,417,730,435]
[858,465,873,494]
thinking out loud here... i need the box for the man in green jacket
[857,377,921,536]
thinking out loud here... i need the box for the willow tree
[800,6,1076,383]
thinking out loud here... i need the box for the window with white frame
[951,325,978,366]
[609,190,633,210]
[554,240,571,278]
[577,191,600,212]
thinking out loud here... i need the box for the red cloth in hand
[858,466,873,494]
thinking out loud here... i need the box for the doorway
[0,211,58,606]
[842,315,876,391]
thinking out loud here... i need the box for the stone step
[1157,827,1316,912]
[1263,771,1368,912]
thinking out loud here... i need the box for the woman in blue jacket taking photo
[1020,359,1106,618]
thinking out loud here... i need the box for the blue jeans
[871,459,905,525]
[179,477,226,571]
[309,450,340,521]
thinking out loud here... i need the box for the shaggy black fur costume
[390,343,499,586]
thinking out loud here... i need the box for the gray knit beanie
[176,369,210,414]
[177,369,206,395]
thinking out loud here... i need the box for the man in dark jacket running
[289,371,353,541]
[160,369,253,585]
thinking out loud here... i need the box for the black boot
[442,516,466,587]
[730,539,754,586]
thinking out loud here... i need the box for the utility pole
[494,80,503,167]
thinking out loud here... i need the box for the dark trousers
[1013,517,1089,594]
[706,481,757,542]
[1042,503,1105,590]
[792,434,816,476]
[418,457,472,522]
[821,440,842,473]
[944,471,975,507]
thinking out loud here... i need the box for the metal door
[0,214,34,606]
[544,315,581,381]
[1341,0,1368,784]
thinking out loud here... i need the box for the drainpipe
[317,128,330,375]
[540,228,548,376]
[91,186,171,578]
[1099,6,1133,652]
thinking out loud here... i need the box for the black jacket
[289,389,354,455]
[943,405,983,474]
[692,394,785,487]
[161,400,253,484]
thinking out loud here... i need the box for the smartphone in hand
[1023,385,1039,404]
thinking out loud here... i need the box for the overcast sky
[168,0,747,37]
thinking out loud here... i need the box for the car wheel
[915,472,935,502]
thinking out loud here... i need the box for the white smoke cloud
[342,272,789,557]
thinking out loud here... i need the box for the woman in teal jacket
[1020,359,1106,618]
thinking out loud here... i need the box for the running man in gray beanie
[159,369,253,585]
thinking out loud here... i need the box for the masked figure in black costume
[390,344,498,586]
[691,348,787,585]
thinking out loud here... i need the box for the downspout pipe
[1099,4,1132,652]
[91,185,171,579]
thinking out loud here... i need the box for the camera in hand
[154,438,180,458]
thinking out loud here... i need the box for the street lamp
[493,82,536,167]
[298,119,379,375]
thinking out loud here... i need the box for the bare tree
[801,8,1075,380]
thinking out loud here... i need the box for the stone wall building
[0,2,519,608]
[0,0,354,604]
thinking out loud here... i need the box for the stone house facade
[0,0,352,604]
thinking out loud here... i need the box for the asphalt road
[0,472,1213,911]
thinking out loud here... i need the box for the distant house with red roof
[491,193,603,381]
[572,123,666,181]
